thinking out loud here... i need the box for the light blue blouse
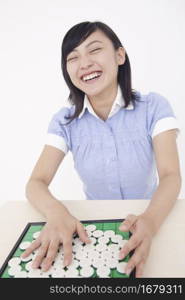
[46,86,180,200]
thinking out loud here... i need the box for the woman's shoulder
[51,105,75,124]
[137,90,170,105]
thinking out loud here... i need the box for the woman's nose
[79,56,94,69]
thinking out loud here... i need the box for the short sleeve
[45,107,71,154]
[147,92,180,139]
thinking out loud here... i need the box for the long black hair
[61,21,140,124]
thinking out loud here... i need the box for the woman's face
[66,30,125,97]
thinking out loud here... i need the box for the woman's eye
[90,48,101,53]
[67,57,78,62]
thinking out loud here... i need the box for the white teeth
[82,72,101,81]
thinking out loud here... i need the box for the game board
[0,219,135,278]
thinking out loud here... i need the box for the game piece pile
[4,223,130,278]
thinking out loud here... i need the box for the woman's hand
[21,211,90,272]
[119,213,156,277]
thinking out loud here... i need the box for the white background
[0,0,184,206]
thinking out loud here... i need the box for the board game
[0,219,135,278]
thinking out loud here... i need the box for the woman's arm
[25,145,70,218]
[23,145,90,271]
[144,129,182,234]
[119,129,182,277]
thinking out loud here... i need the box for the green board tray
[0,219,135,278]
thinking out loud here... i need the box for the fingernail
[32,262,37,268]
[41,265,46,271]
[126,267,132,275]
[119,225,126,230]
[119,252,125,260]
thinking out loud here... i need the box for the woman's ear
[117,47,125,65]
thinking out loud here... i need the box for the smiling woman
[24,21,182,278]
[61,21,140,123]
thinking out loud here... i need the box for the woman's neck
[87,83,118,120]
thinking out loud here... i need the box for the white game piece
[39,273,50,278]
[27,269,43,278]
[25,261,34,271]
[96,253,104,260]
[105,258,118,269]
[118,239,128,248]
[83,230,92,237]
[14,271,28,278]
[54,254,66,264]
[92,258,106,268]
[67,259,80,269]
[92,230,104,238]
[8,257,21,267]
[8,265,22,276]
[40,268,53,277]
[117,262,127,274]
[89,237,97,245]
[39,262,54,275]
[97,236,109,244]
[52,264,65,272]
[111,250,120,260]
[82,243,95,253]
[55,252,64,260]
[43,265,57,274]
[72,244,84,253]
[85,225,96,232]
[21,253,33,262]
[101,250,113,260]
[111,234,123,244]
[55,252,65,261]
[107,244,120,252]
[95,243,108,252]
[80,266,94,277]
[66,265,78,272]
[75,250,87,260]
[78,257,92,267]
[19,241,31,250]
[103,230,115,238]
[51,269,65,278]
[33,231,41,239]
[88,249,100,260]
[96,266,110,277]
[65,268,79,278]
[73,238,84,245]
[54,257,65,267]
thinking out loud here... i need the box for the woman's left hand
[119,213,156,278]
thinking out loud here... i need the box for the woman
[22,21,181,277]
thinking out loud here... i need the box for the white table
[0,199,185,277]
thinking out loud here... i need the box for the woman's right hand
[21,211,91,272]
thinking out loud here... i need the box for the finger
[125,240,148,275]
[119,214,137,232]
[32,242,49,269]
[77,222,91,243]
[41,239,59,272]
[63,238,73,267]
[21,239,41,258]
[136,261,145,278]
[119,233,141,260]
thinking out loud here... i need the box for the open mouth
[81,71,103,84]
